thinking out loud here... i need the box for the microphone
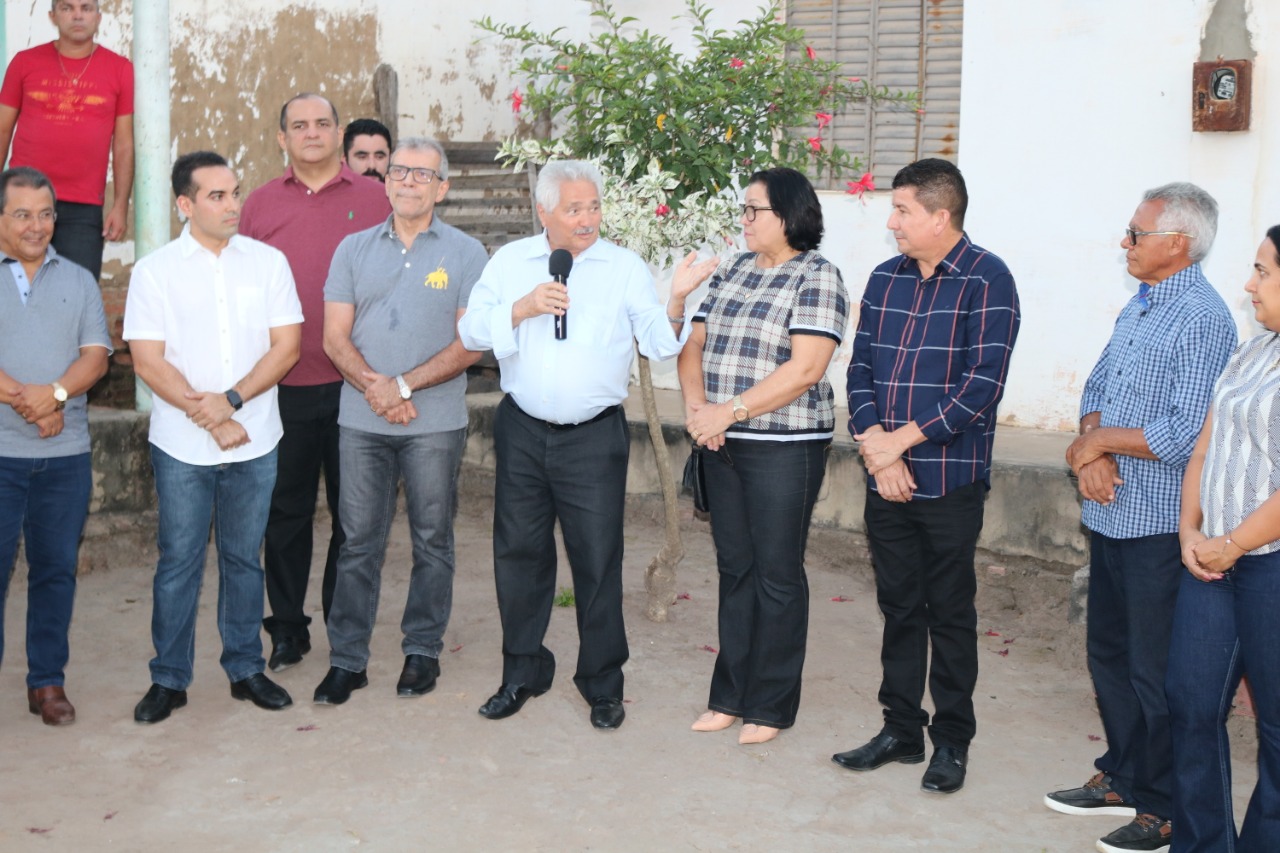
[549,248,573,340]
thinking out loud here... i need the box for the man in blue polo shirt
[0,165,110,726]
[836,158,1020,795]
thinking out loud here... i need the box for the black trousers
[262,382,344,643]
[702,439,827,728]
[864,481,986,749]
[491,395,629,701]
[52,201,104,281]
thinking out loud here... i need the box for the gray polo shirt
[325,215,487,436]
[0,249,111,458]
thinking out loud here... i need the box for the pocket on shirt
[235,286,268,325]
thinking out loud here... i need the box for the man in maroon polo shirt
[238,93,390,672]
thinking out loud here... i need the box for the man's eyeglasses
[1125,228,1194,245]
[739,204,774,222]
[2,209,56,224]
[387,165,441,184]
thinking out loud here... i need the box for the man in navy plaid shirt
[1046,183,1235,853]
[834,158,1019,795]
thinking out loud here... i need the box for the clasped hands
[853,426,916,503]
[6,381,64,438]
[184,390,250,451]
[685,401,732,451]
[1065,430,1125,506]
[1179,529,1241,583]
[361,370,417,426]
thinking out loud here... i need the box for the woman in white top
[1170,225,1280,853]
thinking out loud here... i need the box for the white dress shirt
[123,226,303,465]
[458,232,686,424]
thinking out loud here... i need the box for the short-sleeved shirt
[123,227,304,466]
[0,248,111,458]
[325,215,487,436]
[1079,262,1236,538]
[1197,333,1280,555]
[692,250,848,440]
[239,165,391,386]
[0,43,134,205]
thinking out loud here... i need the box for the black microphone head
[549,248,574,280]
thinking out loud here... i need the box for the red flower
[729,58,745,69]
[555,64,569,71]
[815,112,832,129]
[846,172,875,197]
[849,76,861,83]
[655,204,671,217]
[807,135,823,152]
[510,88,523,113]
[805,45,816,60]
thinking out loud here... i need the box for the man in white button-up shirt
[458,160,715,730]
[123,151,303,724]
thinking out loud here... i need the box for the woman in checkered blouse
[1168,226,1280,852]
[677,167,849,745]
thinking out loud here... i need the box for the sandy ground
[0,470,1259,852]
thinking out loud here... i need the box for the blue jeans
[1167,551,1280,853]
[148,445,277,689]
[326,427,465,672]
[1087,531,1182,819]
[0,453,91,688]
[701,439,827,729]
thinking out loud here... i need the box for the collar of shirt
[1143,262,1204,308]
[518,231,613,266]
[894,232,974,281]
[177,224,251,260]
[282,163,359,195]
[382,213,446,247]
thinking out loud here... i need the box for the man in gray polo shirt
[312,137,488,705]
[0,166,110,726]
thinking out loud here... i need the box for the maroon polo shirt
[239,163,391,386]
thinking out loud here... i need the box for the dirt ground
[0,468,1260,852]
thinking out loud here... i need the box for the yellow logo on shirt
[426,267,449,289]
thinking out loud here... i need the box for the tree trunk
[637,352,683,622]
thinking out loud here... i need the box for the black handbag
[682,443,710,514]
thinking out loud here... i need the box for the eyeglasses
[739,204,774,222]
[2,209,56,224]
[1125,228,1194,245]
[387,165,441,184]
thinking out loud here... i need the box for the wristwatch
[51,381,68,412]
[395,374,412,400]
[225,389,244,411]
[732,394,750,423]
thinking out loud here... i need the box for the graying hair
[536,160,603,211]
[393,137,449,181]
[1143,182,1218,262]
[0,166,56,210]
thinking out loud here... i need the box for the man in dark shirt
[835,158,1020,795]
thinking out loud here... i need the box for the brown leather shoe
[27,685,75,726]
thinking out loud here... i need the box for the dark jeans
[148,446,277,689]
[701,439,827,728]
[1087,531,1181,820]
[864,480,986,749]
[52,201,104,281]
[263,382,343,643]
[491,396,629,702]
[1168,551,1280,852]
[325,427,466,672]
[0,453,92,688]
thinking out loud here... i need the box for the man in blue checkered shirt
[834,159,1020,796]
[1046,183,1236,853]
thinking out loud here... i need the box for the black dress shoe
[832,732,926,771]
[268,636,311,672]
[134,684,188,724]
[589,697,625,729]
[477,683,544,720]
[230,673,293,710]
[921,746,968,794]
[313,666,368,705]
[396,654,440,697]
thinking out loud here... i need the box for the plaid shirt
[847,234,1020,499]
[693,250,848,440]
[1079,262,1236,539]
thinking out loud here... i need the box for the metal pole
[132,0,170,412]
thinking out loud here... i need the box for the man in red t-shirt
[239,94,390,673]
[0,1,133,281]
